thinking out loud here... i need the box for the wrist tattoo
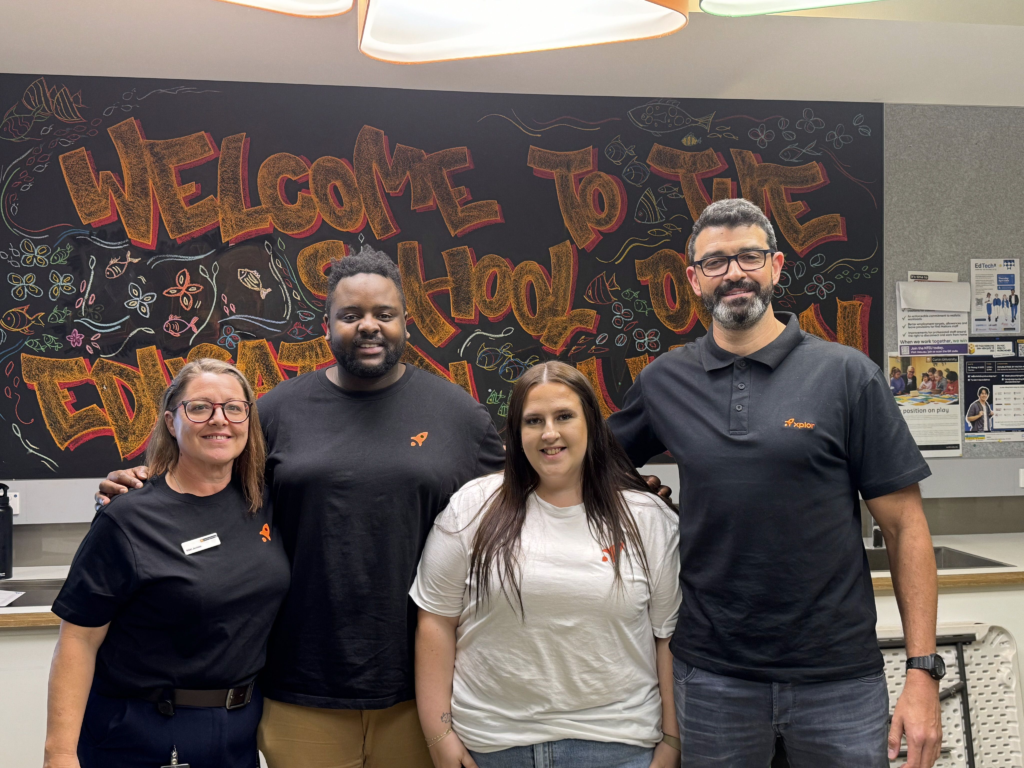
[441,712,452,724]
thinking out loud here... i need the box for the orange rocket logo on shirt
[410,432,429,447]
[783,418,815,430]
[601,543,626,563]
[260,524,271,543]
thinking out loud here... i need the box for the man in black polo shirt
[608,199,942,768]
[99,246,505,768]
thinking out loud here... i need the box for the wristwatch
[906,654,946,680]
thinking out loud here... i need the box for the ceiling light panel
[699,0,882,16]
[218,0,353,17]
[358,0,688,64]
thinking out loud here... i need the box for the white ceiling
[1,0,1022,107]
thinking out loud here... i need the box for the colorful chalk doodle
[0,73,884,477]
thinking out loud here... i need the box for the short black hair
[688,198,778,261]
[325,244,406,313]
[946,371,958,382]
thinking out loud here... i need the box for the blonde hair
[145,358,265,513]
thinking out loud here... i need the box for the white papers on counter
[963,357,1024,442]
[970,258,1020,336]
[897,280,970,355]
[888,354,963,457]
[0,590,25,607]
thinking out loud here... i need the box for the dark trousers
[78,685,263,768]
[673,658,889,768]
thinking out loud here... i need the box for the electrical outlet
[9,491,18,516]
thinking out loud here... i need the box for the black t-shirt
[607,314,931,683]
[54,475,290,694]
[257,364,505,709]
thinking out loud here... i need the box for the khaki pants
[258,697,433,768]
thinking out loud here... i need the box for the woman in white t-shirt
[411,361,681,768]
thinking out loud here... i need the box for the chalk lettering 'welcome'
[58,119,504,249]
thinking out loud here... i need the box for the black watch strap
[906,654,946,680]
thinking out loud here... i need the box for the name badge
[181,533,221,555]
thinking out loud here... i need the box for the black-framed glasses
[175,400,252,424]
[692,249,774,277]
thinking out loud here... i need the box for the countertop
[3,535,1024,628]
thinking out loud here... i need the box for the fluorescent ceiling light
[357,0,688,64]
[217,0,353,17]
[700,0,882,16]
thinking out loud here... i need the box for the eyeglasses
[692,249,774,277]
[175,400,252,424]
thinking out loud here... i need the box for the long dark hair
[468,361,653,617]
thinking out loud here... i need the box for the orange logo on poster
[783,418,815,430]
[410,432,428,447]
[260,524,271,543]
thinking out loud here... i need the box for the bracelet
[425,727,453,747]
[660,734,681,752]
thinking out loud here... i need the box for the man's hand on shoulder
[641,475,675,506]
[889,670,942,768]
[95,466,150,510]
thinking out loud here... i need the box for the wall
[1,1,1022,538]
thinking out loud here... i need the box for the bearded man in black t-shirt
[99,246,505,768]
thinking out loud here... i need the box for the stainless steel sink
[866,547,1012,572]
[0,578,64,608]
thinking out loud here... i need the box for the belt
[139,681,255,716]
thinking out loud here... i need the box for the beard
[331,333,406,379]
[702,276,775,330]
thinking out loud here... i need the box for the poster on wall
[970,258,1020,336]
[0,75,885,478]
[888,354,962,457]
[963,357,1024,442]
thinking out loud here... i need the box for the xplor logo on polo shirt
[783,418,816,430]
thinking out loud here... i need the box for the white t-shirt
[410,473,681,753]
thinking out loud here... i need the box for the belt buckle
[225,681,253,710]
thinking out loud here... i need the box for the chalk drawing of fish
[104,250,140,279]
[163,315,199,337]
[680,133,702,147]
[603,135,635,166]
[779,140,823,163]
[634,188,666,224]
[584,272,621,305]
[622,159,650,188]
[627,100,715,137]
[647,228,669,238]
[287,322,313,339]
[621,288,640,301]
[237,268,271,299]
[1,77,85,142]
[0,305,45,335]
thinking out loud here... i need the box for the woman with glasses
[412,362,681,768]
[44,359,290,768]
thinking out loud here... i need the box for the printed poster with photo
[963,356,1024,443]
[888,354,962,457]
[970,258,1020,336]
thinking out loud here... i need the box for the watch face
[933,655,946,679]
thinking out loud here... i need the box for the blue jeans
[470,739,654,768]
[673,658,888,768]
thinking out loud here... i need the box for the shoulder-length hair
[145,358,265,513]
[469,361,654,617]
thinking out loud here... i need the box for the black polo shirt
[608,313,931,683]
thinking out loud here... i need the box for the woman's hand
[648,741,681,768]
[43,750,81,768]
[428,731,478,768]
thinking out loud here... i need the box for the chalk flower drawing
[748,123,775,149]
[826,124,853,149]
[49,270,75,301]
[796,108,825,134]
[125,282,156,318]
[8,272,42,300]
[66,328,84,347]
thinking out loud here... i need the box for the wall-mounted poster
[888,354,962,457]
[0,75,884,478]
[963,357,1024,442]
[970,258,1020,336]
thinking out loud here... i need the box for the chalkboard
[0,74,883,478]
